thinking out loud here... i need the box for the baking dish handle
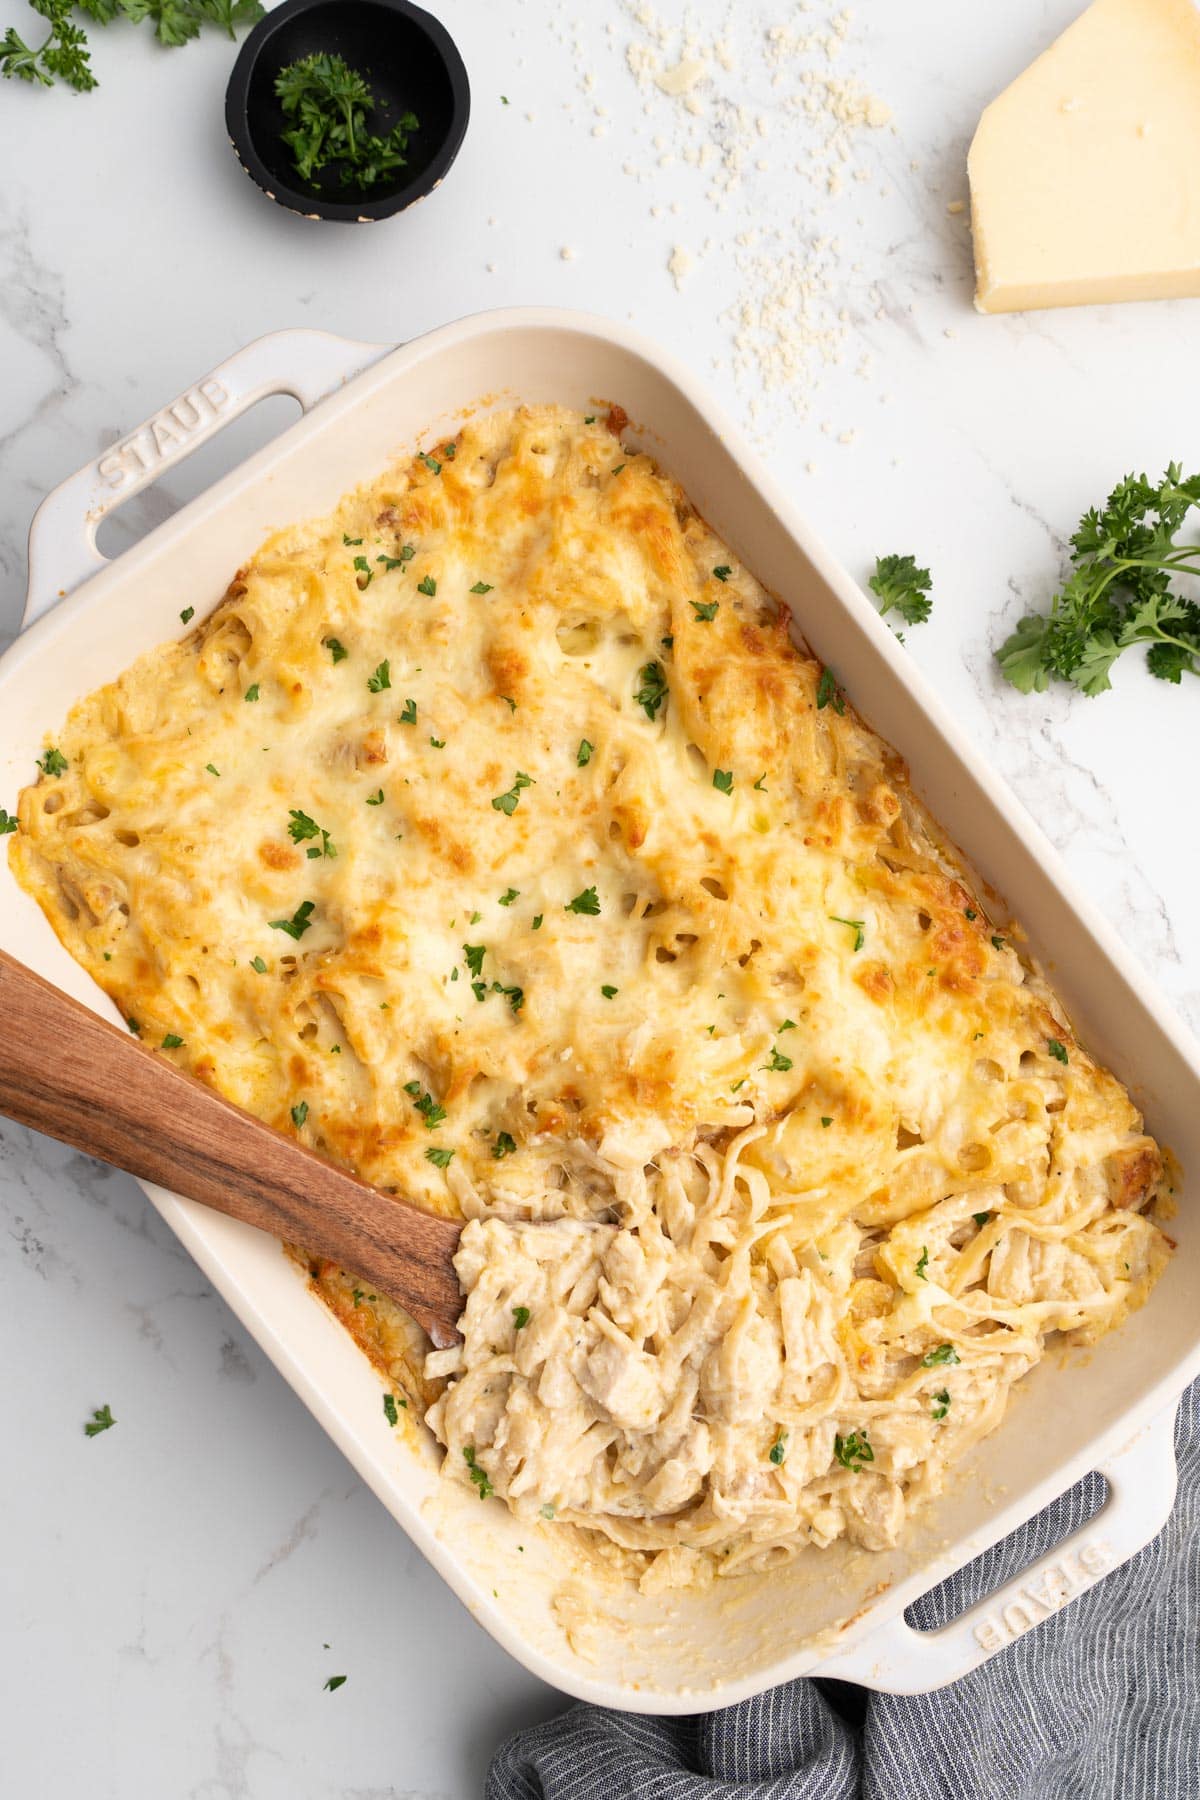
[22,328,387,631]
[813,1402,1179,1693]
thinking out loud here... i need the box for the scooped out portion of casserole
[11,405,1171,1589]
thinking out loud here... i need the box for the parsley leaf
[915,1246,930,1281]
[425,1146,455,1168]
[713,769,734,794]
[692,599,719,622]
[498,887,520,906]
[470,580,493,594]
[323,1675,347,1693]
[463,1445,494,1499]
[997,465,1200,696]
[180,606,195,624]
[830,915,865,952]
[244,683,260,702]
[383,1393,398,1426]
[161,1033,184,1050]
[290,1101,309,1128]
[2,1,95,90]
[763,1046,793,1073]
[713,565,732,582]
[323,636,348,663]
[1047,1037,1069,1064]
[565,886,600,915]
[366,788,384,805]
[0,808,17,835]
[833,1430,873,1472]
[576,739,594,766]
[920,1343,960,1368]
[870,553,933,625]
[37,748,68,778]
[287,810,335,860]
[275,52,418,192]
[601,984,618,999]
[932,1390,951,1421]
[84,1403,115,1436]
[512,1305,531,1329]
[269,900,315,940]
[768,1429,787,1465]
[250,955,268,973]
[492,1131,517,1159]
[492,771,534,816]
[403,1081,446,1128]
[634,661,668,722]
[367,660,390,692]
[816,667,845,714]
[399,697,417,724]
[417,574,437,597]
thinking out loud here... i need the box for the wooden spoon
[0,950,464,1347]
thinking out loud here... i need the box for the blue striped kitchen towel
[487,1379,1197,1800]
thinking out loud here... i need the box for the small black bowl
[225,0,470,223]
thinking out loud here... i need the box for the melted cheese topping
[12,406,1170,1585]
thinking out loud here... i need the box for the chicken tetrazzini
[11,405,1171,1588]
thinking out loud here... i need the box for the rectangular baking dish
[3,310,1197,1708]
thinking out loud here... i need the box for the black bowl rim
[224,0,471,223]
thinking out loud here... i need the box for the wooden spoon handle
[0,950,463,1347]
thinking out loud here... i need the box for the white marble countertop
[1,1,1197,1794]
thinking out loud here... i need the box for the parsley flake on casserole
[11,405,1171,1588]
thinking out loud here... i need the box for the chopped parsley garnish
[244,684,260,702]
[470,580,493,594]
[932,1390,951,1421]
[830,915,865,952]
[250,955,268,973]
[492,771,534,816]
[403,1081,446,1129]
[343,534,362,546]
[429,737,445,749]
[291,1101,309,1127]
[816,667,845,714]
[383,1393,399,1425]
[288,810,335,860]
[778,1019,796,1032]
[38,748,68,778]
[161,1033,184,1050]
[991,935,1006,951]
[491,981,524,1013]
[463,944,486,982]
[601,984,618,999]
[463,1445,494,1499]
[768,1430,787,1465]
[180,606,194,624]
[269,899,315,940]
[366,788,384,805]
[965,907,977,921]
[820,1116,833,1127]
[915,1246,930,1281]
[532,914,543,930]
[692,599,719,622]
[713,565,732,582]
[753,774,767,792]
[353,556,373,587]
[869,554,934,625]
[442,443,457,460]
[713,768,734,795]
[565,886,600,915]
[417,574,437,597]
[205,763,220,778]
[921,1343,960,1368]
[501,695,517,712]
[634,660,668,722]
[399,697,417,725]
[512,1306,531,1330]
[425,1146,455,1168]
[833,1430,874,1472]
[661,634,674,651]
[323,636,348,663]
[1048,1037,1069,1064]
[420,453,442,475]
[0,809,17,835]
[127,1018,140,1035]
[973,1211,991,1227]
[323,1675,347,1693]
[84,1404,115,1438]
[576,739,594,767]
[367,659,391,692]
[763,1046,793,1073]
[499,887,520,906]
[612,463,625,475]
[492,1131,517,1159]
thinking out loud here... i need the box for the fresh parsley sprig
[2,0,263,91]
[275,53,418,191]
[998,465,1200,696]
[870,553,933,625]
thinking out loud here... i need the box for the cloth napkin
[488,1380,1198,1800]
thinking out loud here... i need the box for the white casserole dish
[2,311,1196,1707]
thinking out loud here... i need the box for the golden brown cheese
[11,406,1171,1579]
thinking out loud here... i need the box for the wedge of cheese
[969,0,1200,313]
